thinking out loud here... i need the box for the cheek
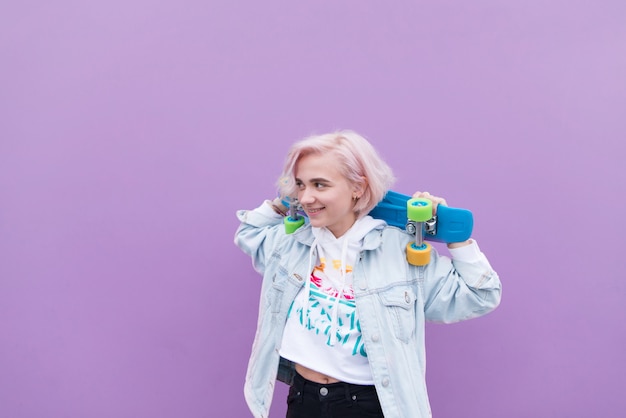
[338,196,356,211]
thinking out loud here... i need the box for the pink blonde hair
[277,130,395,217]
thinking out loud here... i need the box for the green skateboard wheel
[284,216,305,234]
[406,198,433,222]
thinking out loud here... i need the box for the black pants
[286,372,384,418]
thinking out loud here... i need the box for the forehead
[295,153,344,180]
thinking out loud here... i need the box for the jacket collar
[291,223,384,251]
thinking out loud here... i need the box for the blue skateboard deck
[368,191,473,243]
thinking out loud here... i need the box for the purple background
[1,1,625,417]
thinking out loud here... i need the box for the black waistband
[291,372,377,401]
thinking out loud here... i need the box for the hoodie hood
[311,215,387,245]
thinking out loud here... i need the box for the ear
[352,177,368,199]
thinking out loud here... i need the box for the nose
[299,187,315,204]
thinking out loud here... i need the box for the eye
[295,181,304,190]
[314,182,325,189]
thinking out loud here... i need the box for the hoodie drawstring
[328,236,349,346]
[304,231,351,346]
[303,235,318,326]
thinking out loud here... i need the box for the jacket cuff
[260,200,283,218]
[448,239,483,263]
[236,201,283,226]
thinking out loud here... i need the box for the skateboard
[282,190,473,266]
[369,191,473,265]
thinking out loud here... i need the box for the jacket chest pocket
[379,286,417,343]
[267,266,304,316]
[266,267,289,314]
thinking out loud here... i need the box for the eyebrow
[295,177,331,183]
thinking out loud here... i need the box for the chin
[309,220,324,227]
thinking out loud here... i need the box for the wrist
[447,239,472,249]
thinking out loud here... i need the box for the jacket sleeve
[421,240,502,323]
[234,201,286,275]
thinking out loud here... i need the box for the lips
[306,207,325,216]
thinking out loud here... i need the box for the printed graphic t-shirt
[279,217,385,385]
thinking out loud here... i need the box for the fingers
[411,191,448,216]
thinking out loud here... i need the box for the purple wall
[1,1,624,417]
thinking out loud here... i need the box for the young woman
[234,130,501,418]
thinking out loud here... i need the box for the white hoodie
[279,215,386,385]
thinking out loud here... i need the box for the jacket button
[372,334,380,342]
[382,378,390,387]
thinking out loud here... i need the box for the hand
[269,197,289,216]
[411,191,447,216]
[411,191,471,248]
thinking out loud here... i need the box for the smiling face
[295,152,362,238]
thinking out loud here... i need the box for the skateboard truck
[406,216,437,236]
[283,197,305,234]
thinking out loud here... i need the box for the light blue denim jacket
[234,204,501,418]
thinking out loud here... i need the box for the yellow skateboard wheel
[284,216,305,234]
[406,242,431,266]
[407,198,433,222]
